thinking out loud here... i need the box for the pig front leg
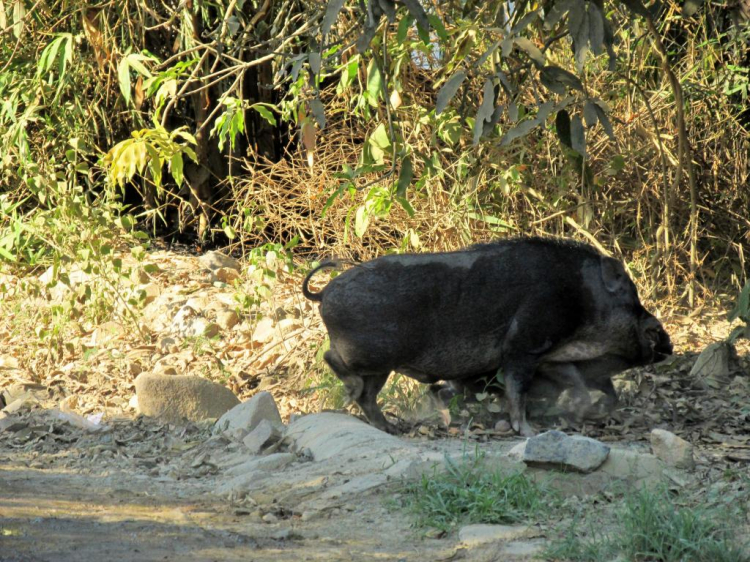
[324,348,397,434]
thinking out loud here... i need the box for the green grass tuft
[401,453,551,533]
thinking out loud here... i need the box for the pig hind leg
[503,359,537,437]
[324,349,397,434]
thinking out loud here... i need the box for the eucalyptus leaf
[512,10,539,34]
[583,100,598,128]
[500,118,539,146]
[570,114,586,157]
[541,66,584,92]
[592,104,615,139]
[473,79,495,145]
[396,156,413,198]
[683,0,704,16]
[556,109,572,148]
[515,37,545,67]
[322,0,346,36]
[310,98,326,128]
[436,70,466,115]
[401,0,430,32]
[309,51,321,75]
[377,0,397,22]
[588,2,605,56]
[544,0,576,30]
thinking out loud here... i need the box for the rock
[458,524,539,546]
[139,283,160,305]
[690,342,733,389]
[158,337,178,353]
[284,412,407,462]
[171,305,200,336]
[494,419,512,432]
[507,440,528,461]
[262,513,278,523]
[199,251,240,271]
[171,305,219,338]
[598,448,665,485]
[252,317,275,344]
[242,419,282,454]
[2,395,38,414]
[214,391,284,437]
[216,309,239,330]
[522,430,610,473]
[215,267,240,284]
[128,395,139,410]
[135,373,240,423]
[650,429,695,470]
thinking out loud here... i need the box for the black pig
[302,238,672,436]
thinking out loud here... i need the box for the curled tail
[302,259,355,302]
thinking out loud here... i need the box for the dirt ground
[1,249,749,561]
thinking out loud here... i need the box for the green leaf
[354,205,370,237]
[170,152,184,186]
[396,156,413,198]
[366,58,382,102]
[397,14,413,43]
[427,13,448,41]
[369,123,391,149]
[728,281,750,322]
[436,70,466,115]
[252,104,277,126]
[224,224,237,240]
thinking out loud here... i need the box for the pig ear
[600,257,629,294]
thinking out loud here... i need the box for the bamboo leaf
[118,57,132,105]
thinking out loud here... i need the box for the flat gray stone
[523,430,610,473]
[284,413,409,462]
[135,373,240,423]
[650,429,695,470]
[214,391,284,438]
[458,524,539,546]
[497,539,547,557]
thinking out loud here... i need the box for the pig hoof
[370,419,400,435]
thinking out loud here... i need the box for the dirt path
[1,436,500,562]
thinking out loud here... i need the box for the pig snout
[642,315,673,362]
